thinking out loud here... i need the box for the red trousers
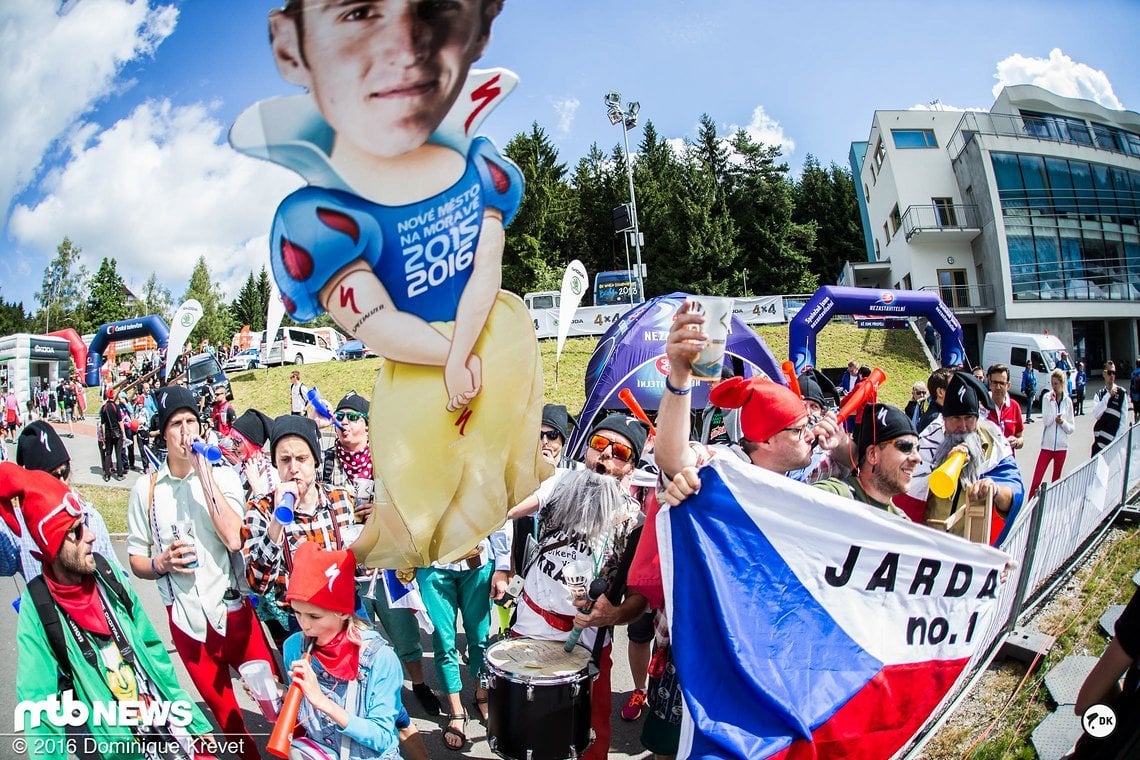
[583,643,614,760]
[167,603,274,760]
[1029,449,1068,498]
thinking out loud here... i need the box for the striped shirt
[242,486,360,604]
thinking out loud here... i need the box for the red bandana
[43,566,111,636]
[335,443,372,483]
[312,627,361,682]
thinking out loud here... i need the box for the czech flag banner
[659,455,1009,759]
[381,569,434,635]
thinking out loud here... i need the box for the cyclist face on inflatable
[271,0,500,158]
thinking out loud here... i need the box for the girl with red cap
[281,542,402,759]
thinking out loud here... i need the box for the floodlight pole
[608,93,645,300]
[619,119,645,300]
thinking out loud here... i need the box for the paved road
[0,384,1117,759]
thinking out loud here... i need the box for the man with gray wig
[895,371,1025,545]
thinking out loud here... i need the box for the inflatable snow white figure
[230,0,548,567]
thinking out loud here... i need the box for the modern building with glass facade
[846,84,1140,371]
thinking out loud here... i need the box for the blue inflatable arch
[788,286,964,373]
[84,315,170,387]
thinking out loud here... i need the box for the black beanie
[336,391,369,415]
[155,385,200,434]
[942,371,995,417]
[270,414,322,463]
[16,421,70,473]
[541,404,569,441]
[232,409,274,448]
[590,413,649,463]
[856,404,917,455]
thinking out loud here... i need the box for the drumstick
[618,388,656,436]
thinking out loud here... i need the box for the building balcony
[948,111,1140,163]
[901,203,981,243]
[919,284,996,316]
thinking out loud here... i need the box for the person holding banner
[814,404,918,517]
[281,542,403,760]
[655,302,844,483]
[127,386,273,760]
[231,0,548,569]
[895,371,1025,545]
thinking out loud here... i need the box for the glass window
[1091,123,1120,152]
[1069,161,1095,216]
[992,153,1024,191]
[1007,224,1037,299]
[1045,158,1076,215]
[1021,112,1054,140]
[1059,220,1084,289]
[889,204,901,234]
[1011,347,1028,367]
[1019,155,1048,211]
[891,129,938,149]
[873,138,885,169]
[933,198,958,227]
[1033,224,1063,295]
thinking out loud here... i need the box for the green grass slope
[220,321,932,417]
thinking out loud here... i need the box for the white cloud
[9,99,302,301]
[729,105,796,156]
[0,0,178,215]
[993,48,1123,110]
[908,101,984,113]
[551,96,580,137]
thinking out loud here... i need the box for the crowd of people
[0,311,1134,760]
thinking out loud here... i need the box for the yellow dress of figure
[353,292,550,569]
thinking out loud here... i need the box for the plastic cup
[175,518,199,569]
[239,660,281,720]
[689,296,735,381]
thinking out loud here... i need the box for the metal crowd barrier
[904,424,1140,757]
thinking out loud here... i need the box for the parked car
[981,331,1070,405]
[336,339,376,361]
[185,353,231,405]
[223,348,260,372]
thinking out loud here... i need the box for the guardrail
[905,424,1140,756]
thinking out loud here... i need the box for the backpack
[25,553,134,693]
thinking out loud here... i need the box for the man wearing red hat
[4,462,215,759]
[656,303,828,481]
[127,386,275,760]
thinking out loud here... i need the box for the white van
[981,332,1070,404]
[255,327,337,366]
[523,291,560,310]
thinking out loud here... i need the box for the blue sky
[2,0,1138,312]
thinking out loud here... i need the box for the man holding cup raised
[127,385,273,760]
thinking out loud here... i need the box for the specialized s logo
[877,406,889,425]
[455,407,473,436]
[39,430,51,452]
[958,386,967,402]
[339,285,360,315]
[324,563,340,592]
[465,73,502,135]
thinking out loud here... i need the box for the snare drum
[484,637,596,760]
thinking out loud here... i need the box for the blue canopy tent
[566,293,785,460]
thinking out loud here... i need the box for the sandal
[442,712,468,751]
[472,692,489,723]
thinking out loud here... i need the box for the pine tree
[0,290,29,335]
[86,258,128,329]
[139,273,173,323]
[35,236,90,333]
[182,257,235,349]
[794,155,865,285]
[502,123,575,294]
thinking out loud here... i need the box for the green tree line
[18,117,863,346]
